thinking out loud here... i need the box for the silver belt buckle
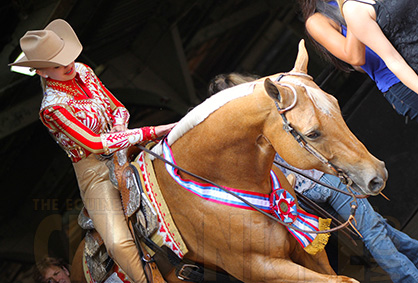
[177,264,200,281]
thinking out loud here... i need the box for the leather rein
[138,72,368,235]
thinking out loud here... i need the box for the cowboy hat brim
[9,19,82,68]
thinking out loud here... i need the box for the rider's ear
[36,69,48,78]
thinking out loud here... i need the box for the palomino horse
[71,40,387,282]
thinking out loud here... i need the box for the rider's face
[36,61,76,81]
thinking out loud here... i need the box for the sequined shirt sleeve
[41,105,155,154]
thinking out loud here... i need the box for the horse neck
[171,93,277,193]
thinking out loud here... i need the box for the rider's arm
[40,105,156,155]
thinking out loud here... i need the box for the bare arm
[343,1,418,94]
[306,12,366,66]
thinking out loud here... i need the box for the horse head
[262,40,387,195]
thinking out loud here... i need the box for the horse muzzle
[350,160,388,196]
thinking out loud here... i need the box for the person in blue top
[297,1,418,282]
[300,0,418,122]
[337,0,418,103]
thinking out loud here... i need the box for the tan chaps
[73,154,146,282]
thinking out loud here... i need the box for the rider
[10,19,176,282]
[208,72,418,283]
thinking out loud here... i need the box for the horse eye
[305,130,320,140]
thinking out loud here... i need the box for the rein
[136,145,340,234]
[273,160,368,199]
[138,142,355,235]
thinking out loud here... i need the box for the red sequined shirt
[39,63,156,163]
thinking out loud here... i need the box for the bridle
[271,72,364,235]
[273,73,389,203]
[273,72,355,188]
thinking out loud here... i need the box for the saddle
[79,144,204,283]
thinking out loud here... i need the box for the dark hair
[208,72,260,96]
[33,256,70,283]
[298,0,353,72]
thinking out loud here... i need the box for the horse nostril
[368,177,384,194]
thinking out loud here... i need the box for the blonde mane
[281,77,338,116]
[151,81,256,156]
[151,76,337,157]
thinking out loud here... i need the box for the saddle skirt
[132,147,189,258]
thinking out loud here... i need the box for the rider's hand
[154,122,178,137]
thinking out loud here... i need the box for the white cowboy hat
[9,19,82,68]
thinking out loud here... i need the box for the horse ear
[292,39,309,73]
[264,78,294,108]
[264,78,282,102]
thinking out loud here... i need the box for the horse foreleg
[248,256,359,283]
[291,248,335,275]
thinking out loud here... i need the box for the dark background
[0,0,417,282]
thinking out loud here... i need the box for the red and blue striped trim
[162,140,320,248]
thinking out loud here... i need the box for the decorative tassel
[304,217,331,255]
